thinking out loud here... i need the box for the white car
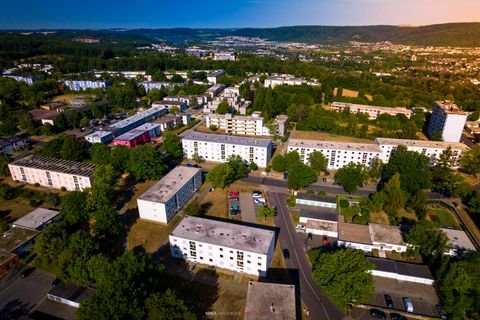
[252,192,262,198]
[254,198,266,204]
[296,224,306,232]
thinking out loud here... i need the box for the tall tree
[60,135,84,161]
[287,163,317,190]
[206,163,234,189]
[0,154,10,176]
[312,249,375,310]
[335,163,368,193]
[257,205,275,222]
[308,151,328,175]
[90,143,112,166]
[61,191,89,225]
[127,145,166,180]
[146,290,195,320]
[162,133,183,159]
[216,99,230,114]
[460,146,480,175]
[382,173,407,214]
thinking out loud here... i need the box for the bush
[29,199,41,207]
[287,195,296,207]
[317,190,326,196]
[209,125,218,131]
[339,199,350,208]
[60,187,67,192]
[0,184,18,200]
[34,183,40,187]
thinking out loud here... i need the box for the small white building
[300,208,338,237]
[427,100,467,142]
[8,155,95,191]
[288,139,382,170]
[337,217,374,252]
[264,75,319,88]
[137,166,202,224]
[85,131,114,144]
[213,52,236,61]
[13,208,59,231]
[330,102,413,120]
[152,100,188,112]
[295,193,337,209]
[182,132,273,168]
[169,216,276,277]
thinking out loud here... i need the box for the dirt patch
[370,211,390,225]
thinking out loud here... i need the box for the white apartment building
[264,75,319,88]
[330,102,413,119]
[85,131,114,144]
[207,70,225,84]
[206,84,226,98]
[287,139,382,170]
[427,100,468,142]
[139,82,173,92]
[8,155,95,191]
[3,75,38,85]
[205,112,267,136]
[63,80,110,91]
[152,100,188,112]
[182,132,273,168]
[169,216,275,277]
[375,138,469,167]
[137,166,202,224]
[213,52,236,61]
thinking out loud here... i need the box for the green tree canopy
[0,154,10,176]
[206,164,234,189]
[127,145,167,180]
[162,133,183,159]
[60,191,89,225]
[216,99,230,114]
[334,163,368,193]
[460,146,480,175]
[90,143,112,166]
[146,290,195,320]
[257,205,275,222]
[382,173,407,214]
[311,249,375,310]
[287,163,317,190]
[308,151,328,175]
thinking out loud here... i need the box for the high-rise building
[427,101,467,142]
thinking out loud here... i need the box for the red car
[228,191,239,196]
[322,236,329,244]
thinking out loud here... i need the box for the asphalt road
[267,191,344,320]
[0,268,56,319]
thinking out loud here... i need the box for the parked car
[403,297,414,312]
[252,191,262,198]
[51,278,61,287]
[296,224,306,232]
[229,197,239,201]
[322,236,329,244]
[230,204,240,210]
[384,294,394,309]
[229,191,239,196]
[272,206,278,216]
[254,198,266,204]
[390,313,406,320]
[230,209,240,216]
[369,309,386,319]
[436,305,448,319]
[282,249,290,259]
[20,267,35,278]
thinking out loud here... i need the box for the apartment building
[206,112,267,136]
[8,155,95,191]
[164,95,193,106]
[139,81,173,92]
[427,100,468,142]
[206,84,226,98]
[169,216,275,277]
[137,166,202,224]
[330,102,413,119]
[63,80,110,91]
[85,131,114,144]
[151,100,188,112]
[0,136,28,155]
[3,75,38,85]
[264,75,319,88]
[287,139,382,169]
[207,70,225,84]
[182,132,273,167]
[375,138,469,167]
[213,52,236,61]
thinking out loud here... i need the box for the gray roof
[375,137,469,151]
[171,216,275,255]
[368,223,406,246]
[338,216,372,244]
[442,228,477,252]
[296,193,337,204]
[288,139,381,153]
[245,281,296,320]
[138,166,201,204]
[13,208,59,230]
[300,208,338,222]
[367,257,434,280]
[9,155,95,177]
[0,227,39,252]
[182,132,272,148]
[48,282,95,304]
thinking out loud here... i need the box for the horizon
[1,0,480,29]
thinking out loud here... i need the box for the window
[257,262,261,266]
[220,255,224,258]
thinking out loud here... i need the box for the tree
[209,125,218,131]
[308,151,328,175]
[257,205,275,222]
[170,74,185,83]
[436,147,455,169]
[206,163,234,189]
[287,163,317,190]
[216,99,230,114]
[430,131,443,141]
[311,249,375,310]
[382,173,407,214]
[431,166,470,198]
[460,146,480,175]
[406,220,450,268]
[60,135,84,161]
[34,222,68,274]
[0,154,10,176]
[90,144,111,166]
[110,146,131,173]
[249,161,258,171]
[127,145,166,180]
[183,198,201,216]
[93,207,121,236]
[0,217,10,233]
[227,155,247,180]
[467,190,480,214]
[170,106,180,115]
[162,133,183,159]
[368,157,383,180]
[382,145,431,195]
[407,190,427,219]
[61,191,89,225]
[271,155,287,172]
[88,165,118,211]
[146,290,195,320]
[335,163,368,193]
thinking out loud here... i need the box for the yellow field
[333,88,373,101]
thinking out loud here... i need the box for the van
[403,297,414,312]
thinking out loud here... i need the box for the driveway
[0,268,56,319]
[267,191,344,320]
[239,192,256,223]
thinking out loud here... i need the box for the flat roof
[306,219,338,233]
[245,281,296,320]
[338,216,372,244]
[154,115,179,124]
[9,155,95,177]
[331,102,413,114]
[138,166,201,204]
[170,216,275,255]
[28,109,58,121]
[369,223,406,246]
[114,128,148,141]
[375,138,469,151]
[153,100,185,106]
[207,113,263,121]
[300,208,338,222]
[0,227,39,252]
[13,208,59,230]
[182,132,272,148]
[288,139,381,153]
[441,228,476,251]
[0,251,18,265]
[48,282,96,303]
[367,257,434,280]
[108,107,165,130]
[296,193,337,204]
[435,101,466,115]
[85,131,113,140]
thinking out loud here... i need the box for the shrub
[60,187,67,192]
[339,199,350,208]
[307,190,315,194]
[317,190,326,196]
[34,183,40,187]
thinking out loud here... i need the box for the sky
[1,0,480,29]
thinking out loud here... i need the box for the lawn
[127,215,181,252]
[291,130,374,143]
[426,204,459,228]
[201,189,229,219]
[337,195,369,224]
[0,198,36,222]
[119,179,157,211]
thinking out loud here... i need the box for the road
[267,191,344,320]
[0,268,56,319]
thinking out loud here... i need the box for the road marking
[273,192,331,320]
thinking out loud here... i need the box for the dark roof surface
[300,208,338,222]
[296,193,337,203]
[367,257,433,280]
[48,282,95,303]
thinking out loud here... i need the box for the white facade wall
[306,226,338,238]
[169,235,274,277]
[8,164,92,191]
[64,80,109,91]
[427,102,467,143]
[182,139,272,168]
[369,270,434,285]
[330,102,413,119]
[338,240,374,252]
[205,115,265,136]
[371,241,408,253]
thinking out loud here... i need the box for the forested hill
[230,23,480,47]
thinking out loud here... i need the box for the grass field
[51,93,95,103]
[0,198,36,222]
[201,189,229,219]
[332,88,373,101]
[127,215,181,252]
[426,204,458,228]
[369,210,389,225]
[291,130,374,143]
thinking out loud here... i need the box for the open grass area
[51,93,95,103]
[291,130,374,143]
[120,179,157,211]
[201,189,229,219]
[127,215,181,252]
[395,208,418,223]
[195,123,226,134]
[337,195,369,224]
[0,198,36,222]
[210,287,246,319]
[426,204,459,228]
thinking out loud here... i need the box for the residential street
[267,191,345,320]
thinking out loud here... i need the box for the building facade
[330,102,413,119]
[182,132,273,168]
[205,112,267,136]
[169,216,275,277]
[64,80,110,91]
[8,155,95,191]
[137,166,202,224]
[427,100,468,142]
